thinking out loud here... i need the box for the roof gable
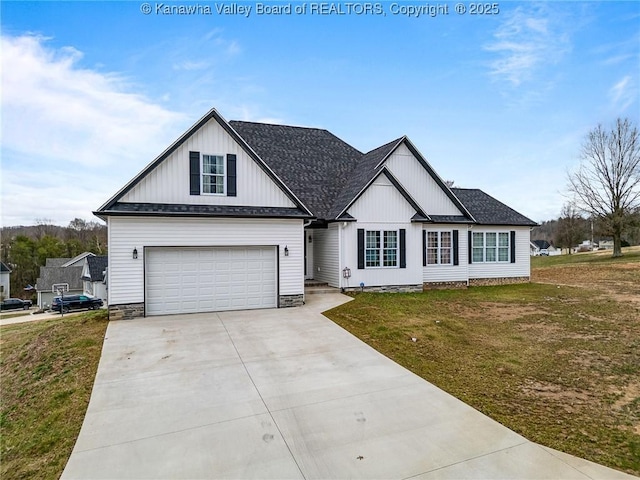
[96,109,311,218]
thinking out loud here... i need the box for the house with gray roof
[0,262,11,300]
[95,108,536,319]
[36,253,108,308]
[82,255,108,302]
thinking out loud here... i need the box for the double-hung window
[365,230,398,268]
[472,231,510,262]
[202,155,225,195]
[426,231,452,265]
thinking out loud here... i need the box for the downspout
[467,224,473,287]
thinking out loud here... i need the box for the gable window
[426,231,452,265]
[365,230,398,268]
[202,155,225,195]
[472,231,510,263]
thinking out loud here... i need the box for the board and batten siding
[468,226,531,279]
[120,118,295,208]
[312,225,340,287]
[384,143,463,216]
[347,175,416,223]
[422,225,470,283]
[107,216,303,306]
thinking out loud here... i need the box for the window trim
[425,230,453,266]
[364,229,399,269]
[201,154,226,196]
[472,231,511,263]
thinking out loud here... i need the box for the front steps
[304,280,340,295]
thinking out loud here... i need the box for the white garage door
[145,247,277,316]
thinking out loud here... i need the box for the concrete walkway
[62,294,637,479]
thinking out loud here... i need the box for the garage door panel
[146,247,277,316]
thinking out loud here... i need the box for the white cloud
[608,75,638,113]
[1,34,187,226]
[485,4,572,87]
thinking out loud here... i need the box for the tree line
[0,219,107,299]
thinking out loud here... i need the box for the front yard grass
[325,252,640,476]
[0,310,108,480]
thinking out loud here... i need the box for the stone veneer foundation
[108,303,145,320]
[279,294,304,308]
[468,276,530,286]
[423,281,468,290]
[344,284,423,293]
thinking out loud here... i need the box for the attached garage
[145,246,277,316]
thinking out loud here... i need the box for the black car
[52,294,103,313]
[0,298,33,311]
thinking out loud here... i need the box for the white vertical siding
[312,225,339,287]
[107,217,303,306]
[384,143,463,216]
[422,225,470,283]
[347,174,416,223]
[468,226,531,279]
[120,118,295,208]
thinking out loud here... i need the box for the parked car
[52,294,103,313]
[539,249,549,256]
[0,298,33,311]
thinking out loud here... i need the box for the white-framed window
[365,230,398,268]
[426,231,452,265]
[202,154,225,195]
[473,231,510,263]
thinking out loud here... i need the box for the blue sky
[1,0,638,226]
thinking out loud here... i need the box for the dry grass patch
[0,311,108,480]
[325,254,640,476]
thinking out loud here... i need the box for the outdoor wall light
[133,248,138,260]
[342,267,351,279]
[284,246,289,256]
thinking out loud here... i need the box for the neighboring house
[598,240,614,250]
[95,108,537,320]
[0,262,11,300]
[530,240,561,256]
[82,255,108,302]
[35,253,94,309]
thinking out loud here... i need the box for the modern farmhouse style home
[95,108,536,319]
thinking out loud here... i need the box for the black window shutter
[399,229,406,269]
[227,154,237,197]
[189,151,200,195]
[422,230,426,267]
[357,229,365,269]
[453,230,459,266]
[510,230,516,263]
[468,230,473,264]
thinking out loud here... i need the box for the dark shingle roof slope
[452,188,537,226]
[86,256,108,282]
[328,138,404,219]
[532,240,551,249]
[230,121,363,219]
[0,262,10,273]
[36,266,83,291]
[104,203,310,218]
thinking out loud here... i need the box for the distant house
[82,255,108,302]
[35,252,94,309]
[530,240,560,256]
[0,262,11,300]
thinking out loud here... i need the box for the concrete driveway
[62,293,636,479]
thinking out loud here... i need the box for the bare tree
[568,118,640,257]
[555,202,585,254]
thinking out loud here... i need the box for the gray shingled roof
[451,188,537,226]
[0,262,10,273]
[86,256,108,282]
[104,203,311,218]
[229,121,363,219]
[36,265,83,291]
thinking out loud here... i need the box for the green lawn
[325,256,640,476]
[0,311,108,480]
